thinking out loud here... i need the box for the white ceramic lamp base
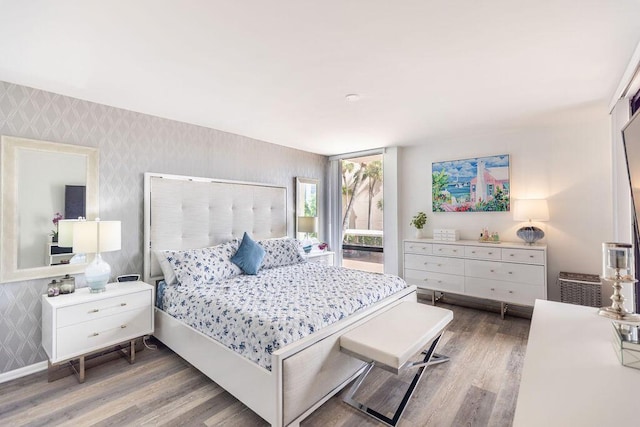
[85,253,111,293]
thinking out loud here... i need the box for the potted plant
[410,211,427,238]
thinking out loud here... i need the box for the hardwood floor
[0,301,530,426]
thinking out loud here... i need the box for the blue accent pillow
[231,232,266,275]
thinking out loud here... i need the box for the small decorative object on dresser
[410,211,427,238]
[513,199,549,245]
[41,281,154,383]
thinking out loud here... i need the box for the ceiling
[1,1,639,156]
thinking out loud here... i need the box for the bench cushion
[340,302,453,370]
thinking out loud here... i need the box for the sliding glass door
[341,154,384,273]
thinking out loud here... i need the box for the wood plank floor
[0,301,530,426]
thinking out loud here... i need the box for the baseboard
[0,361,48,384]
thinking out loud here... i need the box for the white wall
[399,103,613,301]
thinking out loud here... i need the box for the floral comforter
[160,262,407,370]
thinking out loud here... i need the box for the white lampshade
[57,219,78,247]
[513,199,549,222]
[298,216,318,234]
[73,220,121,254]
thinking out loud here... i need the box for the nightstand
[41,281,154,383]
[305,251,335,266]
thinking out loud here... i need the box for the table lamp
[73,219,121,293]
[297,216,318,252]
[513,199,549,245]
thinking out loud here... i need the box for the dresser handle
[91,332,99,337]
[508,271,513,275]
[89,309,99,313]
[120,325,127,329]
[437,264,442,267]
[471,251,476,254]
[120,303,127,306]
[488,252,493,255]
[453,250,457,253]
[437,280,442,284]
[423,278,428,281]
[510,254,515,257]
[508,290,514,294]
[490,288,495,291]
[490,269,495,273]
[529,255,534,258]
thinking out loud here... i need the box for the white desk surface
[514,299,640,426]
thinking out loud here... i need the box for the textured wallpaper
[0,81,328,374]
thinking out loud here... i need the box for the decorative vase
[415,229,425,239]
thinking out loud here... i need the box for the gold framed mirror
[0,136,99,282]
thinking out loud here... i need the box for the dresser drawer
[465,259,545,286]
[404,269,464,293]
[404,241,433,255]
[433,244,464,257]
[56,306,152,361]
[465,245,502,260]
[465,277,544,306]
[501,248,544,265]
[405,254,464,275]
[57,290,151,328]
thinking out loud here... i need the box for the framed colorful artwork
[432,154,510,212]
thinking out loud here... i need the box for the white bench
[340,301,453,426]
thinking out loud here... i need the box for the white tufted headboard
[143,172,287,283]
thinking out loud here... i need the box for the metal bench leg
[343,334,448,427]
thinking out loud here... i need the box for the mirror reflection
[18,150,87,268]
[1,136,98,283]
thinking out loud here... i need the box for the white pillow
[162,240,242,287]
[155,250,178,285]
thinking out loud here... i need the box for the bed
[143,173,417,426]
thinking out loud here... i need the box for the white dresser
[42,281,154,382]
[403,239,547,316]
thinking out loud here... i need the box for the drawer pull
[437,280,442,284]
[437,264,442,267]
[529,255,534,258]
[509,254,515,257]
[508,271,513,275]
[508,290,514,294]
[490,269,495,273]
[91,332,99,337]
[490,288,495,291]
[453,250,457,253]
[423,278,429,281]
[488,252,493,255]
[120,303,127,306]
[89,309,99,313]
[120,325,127,329]
[471,251,476,254]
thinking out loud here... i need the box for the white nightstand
[305,251,335,266]
[41,281,154,383]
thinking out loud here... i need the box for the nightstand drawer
[56,306,152,361]
[57,290,151,328]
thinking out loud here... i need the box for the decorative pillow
[258,237,306,270]
[231,232,266,275]
[162,240,242,287]
[155,250,178,285]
